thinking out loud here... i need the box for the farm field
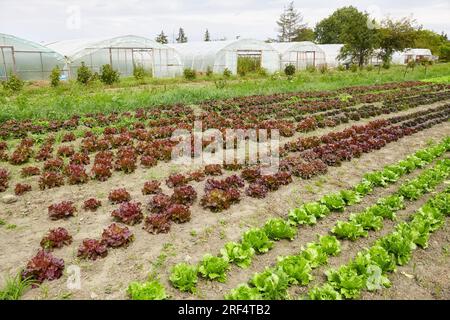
[0,79,449,300]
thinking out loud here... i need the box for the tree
[414,29,446,55]
[204,29,211,42]
[377,17,418,65]
[176,28,188,43]
[293,27,315,42]
[315,7,379,67]
[155,31,168,44]
[276,1,306,42]
[315,6,362,44]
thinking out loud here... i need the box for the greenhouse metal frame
[271,41,327,70]
[0,33,66,81]
[169,39,280,74]
[47,35,183,78]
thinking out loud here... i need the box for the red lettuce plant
[83,198,102,211]
[241,167,261,182]
[188,169,205,182]
[224,175,245,188]
[22,250,64,284]
[204,164,222,176]
[140,155,157,167]
[0,168,9,192]
[101,223,134,247]
[43,157,65,172]
[166,173,187,188]
[148,193,172,213]
[166,204,191,223]
[65,164,89,184]
[108,188,131,204]
[142,180,162,195]
[77,239,108,260]
[57,145,75,158]
[143,214,171,234]
[48,201,76,220]
[114,147,137,173]
[14,183,32,195]
[111,201,143,225]
[62,132,76,142]
[40,227,73,250]
[171,185,197,205]
[39,172,64,190]
[91,162,112,181]
[69,152,90,165]
[245,183,269,198]
[20,166,40,177]
[200,189,232,212]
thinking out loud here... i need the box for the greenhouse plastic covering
[169,39,280,74]
[0,33,65,81]
[271,41,327,69]
[47,35,183,78]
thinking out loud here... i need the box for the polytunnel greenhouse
[169,39,280,75]
[47,35,183,78]
[271,41,327,70]
[0,33,65,81]
[317,44,345,67]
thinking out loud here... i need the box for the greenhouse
[0,33,65,81]
[169,39,280,74]
[271,41,327,70]
[317,44,345,67]
[47,35,183,78]
[392,48,436,64]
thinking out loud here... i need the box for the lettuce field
[0,80,449,300]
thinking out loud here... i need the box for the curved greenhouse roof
[317,44,345,67]
[169,39,280,74]
[47,35,183,78]
[0,33,65,80]
[271,41,327,69]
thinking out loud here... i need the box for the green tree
[377,17,418,65]
[204,29,211,42]
[414,29,446,55]
[176,28,188,43]
[156,31,168,44]
[99,64,120,85]
[293,27,315,42]
[50,66,61,87]
[276,1,306,42]
[317,7,379,67]
[77,62,92,85]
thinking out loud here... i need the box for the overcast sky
[0,0,449,44]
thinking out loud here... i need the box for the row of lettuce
[125,137,449,299]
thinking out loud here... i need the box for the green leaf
[169,263,198,293]
[198,254,229,282]
[350,211,383,231]
[308,284,342,300]
[127,280,167,300]
[242,228,274,254]
[317,235,341,256]
[320,193,346,211]
[263,218,297,241]
[300,243,328,268]
[331,221,368,241]
[326,265,365,299]
[220,242,255,268]
[250,267,289,300]
[288,207,317,226]
[224,284,263,300]
[276,255,313,285]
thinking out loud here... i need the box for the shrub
[2,74,24,92]
[21,250,64,284]
[40,227,72,250]
[77,62,92,85]
[50,66,61,87]
[100,64,120,85]
[183,68,196,80]
[284,64,296,76]
[223,68,232,78]
[133,64,147,80]
[366,65,374,72]
[350,64,358,72]
[337,64,346,71]
[319,64,328,74]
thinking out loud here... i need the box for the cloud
[0,0,448,44]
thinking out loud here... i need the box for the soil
[0,103,448,300]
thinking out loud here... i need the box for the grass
[0,272,35,300]
[1,63,449,122]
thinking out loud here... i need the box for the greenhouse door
[0,46,15,80]
[296,51,316,69]
[237,50,262,75]
[132,49,154,75]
